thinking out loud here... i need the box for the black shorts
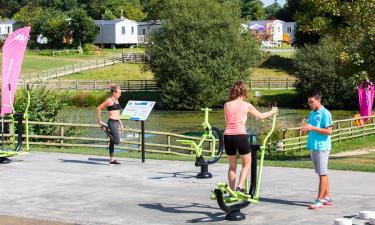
[224,134,250,156]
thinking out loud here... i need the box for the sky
[261,0,286,7]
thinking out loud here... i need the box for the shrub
[294,37,358,109]
[13,88,66,136]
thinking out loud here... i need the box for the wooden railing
[21,52,150,81]
[249,78,296,90]
[0,120,216,156]
[278,115,375,152]
[2,115,374,155]
[19,78,295,92]
[19,79,158,92]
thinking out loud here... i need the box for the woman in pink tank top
[224,80,278,193]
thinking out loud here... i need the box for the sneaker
[235,187,246,193]
[109,160,121,165]
[322,197,333,206]
[308,199,324,209]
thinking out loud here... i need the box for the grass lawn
[0,47,145,75]
[61,63,154,80]
[30,134,375,173]
[251,51,295,79]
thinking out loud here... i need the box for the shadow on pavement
[260,197,310,207]
[139,202,225,223]
[148,171,197,179]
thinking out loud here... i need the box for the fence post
[166,135,171,151]
[286,78,289,90]
[337,122,341,142]
[268,78,271,90]
[249,79,252,90]
[60,126,64,146]
[145,80,148,91]
[122,50,125,63]
[72,64,75,74]
[94,80,96,90]
[76,80,78,91]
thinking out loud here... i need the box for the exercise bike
[177,108,224,178]
[210,108,277,220]
[0,85,31,162]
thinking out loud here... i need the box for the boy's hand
[302,124,314,132]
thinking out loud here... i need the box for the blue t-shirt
[306,106,333,151]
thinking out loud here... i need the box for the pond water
[58,107,357,136]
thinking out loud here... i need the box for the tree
[103,8,117,20]
[240,0,265,20]
[13,5,46,45]
[41,9,69,48]
[142,0,167,21]
[294,37,357,109]
[146,0,260,110]
[264,0,282,19]
[67,8,98,47]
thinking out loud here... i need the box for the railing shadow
[138,202,225,223]
[148,171,197,180]
[260,197,310,207]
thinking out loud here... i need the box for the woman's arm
[247,103,278,119]
[96,99,110,125]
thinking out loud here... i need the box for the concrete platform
[0,152,374,225]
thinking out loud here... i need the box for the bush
[13,88,66,135]
[83,44,97,54]
[146,0,260,110]
[65,91,107,107]
[294,37,358,109]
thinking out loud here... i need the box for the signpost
[121,101,155,163]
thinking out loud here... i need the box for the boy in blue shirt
[301,91,333,209]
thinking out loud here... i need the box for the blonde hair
[228,80,248,101]
[109,84,120,94]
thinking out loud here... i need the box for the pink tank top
[224,100,250,135]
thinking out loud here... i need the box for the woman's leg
[227,155,237,190]
[107,120,120,162]
[237,153,251,189]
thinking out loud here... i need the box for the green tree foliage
[67,7,98,47]
[294,37,357,109]
[264,0,282,20]
[41,9,69,48]
[240,0,265,20]
[146,0,260,110]
[142,0,167,21]
[103,8,117,20]
[13,5,45,45]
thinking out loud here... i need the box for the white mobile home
[137,20,162,44]
[283,22,296,43]
[0,19,21,36]
[94,19,138,47]
[248,20,285,42]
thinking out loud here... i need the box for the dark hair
[110,84,120,93]
[308,91,322,101]
[228,80,248,101]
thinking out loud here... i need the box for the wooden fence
[0,120,216,156]
[19,79,158,92]
[279,115,375,152]
[19,78,295,92]
[22,52,150,81]
[250,78,296,90]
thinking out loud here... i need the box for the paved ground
[1,152,374,225]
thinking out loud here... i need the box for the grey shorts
[310,150,330,175]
